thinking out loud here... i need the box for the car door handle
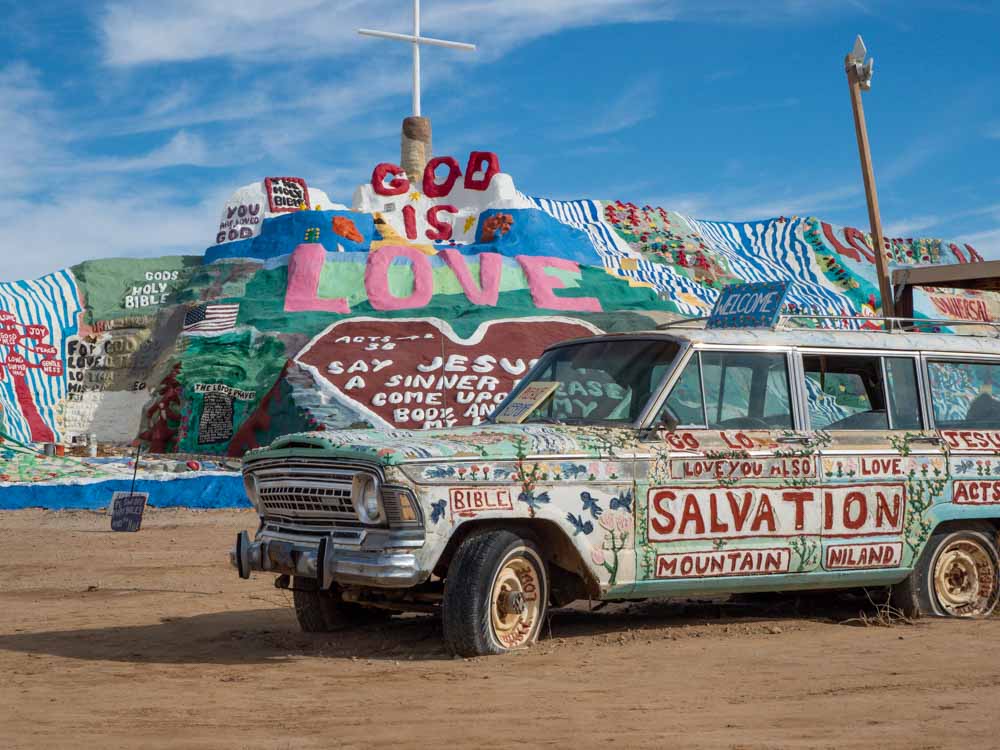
[908,435,943,445]
[776,436,811,444]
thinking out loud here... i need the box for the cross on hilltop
[358,1,476,179]
[359,0,476,117]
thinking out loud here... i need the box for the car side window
[802,354,923,430]
[703,351,792,429]
[927,360,1000,428]
[803,354,888,430]
[659,350,792,429]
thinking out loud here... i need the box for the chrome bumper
[231,527,427,589]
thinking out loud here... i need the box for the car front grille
[246,456,369,528]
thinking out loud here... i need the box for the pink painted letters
[515,255,603,312]
[365,246,435,311]
[440,250,502,306]
[284,244,350,313]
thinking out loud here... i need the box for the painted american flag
[183,303,240,334]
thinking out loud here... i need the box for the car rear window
[927,360,1000,428]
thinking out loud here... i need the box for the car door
[633,346,823,596]
[805,349,945,576]
[927,355,1000,523]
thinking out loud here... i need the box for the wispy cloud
[98,0,680,66]
[883,214,943,237]
[879,134,946,183]
[710,183,863,222]
[0,184,226,280]
[0,63,63,185]
[576,74,660,138]
[97,0,864,68]
[955,227,1000,260]
[78,130,222,172]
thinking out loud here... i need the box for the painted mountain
[0,151,983,455]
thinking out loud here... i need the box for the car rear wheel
[442,530,548,656]
[891,526,1000,618]
[292,577,391,632]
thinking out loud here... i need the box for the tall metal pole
[845,47,894,319]
[413,0,421,117]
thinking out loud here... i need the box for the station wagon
[233,314,1000,655]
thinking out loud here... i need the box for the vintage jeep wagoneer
[232,320,1000,655]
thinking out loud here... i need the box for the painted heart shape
[295,316,600,429]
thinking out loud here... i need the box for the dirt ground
[2,509,999,749]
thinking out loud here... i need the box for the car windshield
[492,338,682,425]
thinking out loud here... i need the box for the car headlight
[242,472,261,511]
[352,474,385,525]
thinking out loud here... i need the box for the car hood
[253,423,640,466]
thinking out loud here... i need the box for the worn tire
[292,577,391,632]
[891,525,1000,618]
[442,530,549,657]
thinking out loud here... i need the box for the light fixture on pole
[359,1,476,181]
[845,34,894,320]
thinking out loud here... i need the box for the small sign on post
[110,491,148,532]
[707,281,791,330]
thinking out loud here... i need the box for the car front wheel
[442,530,549,656]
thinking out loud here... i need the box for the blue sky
[0,0,997,280]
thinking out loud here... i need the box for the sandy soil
[1,508,999,749]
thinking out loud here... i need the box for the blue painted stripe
[0,474,248,510]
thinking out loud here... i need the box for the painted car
[232,323,1000,655]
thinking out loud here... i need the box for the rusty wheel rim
[489,552,541,649]
[933,539,997,617]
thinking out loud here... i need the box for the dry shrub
[841,588,917,628]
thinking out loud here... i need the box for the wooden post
[845,55,895,320]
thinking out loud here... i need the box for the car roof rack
[656,314,1000,336]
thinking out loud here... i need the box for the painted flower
[591,548,606,566]
[614,512,631,534]
[598,514,617,532]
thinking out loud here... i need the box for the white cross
[358,0,476,117]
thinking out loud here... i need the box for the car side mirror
[640,406,679,440]
[658,406,680,432]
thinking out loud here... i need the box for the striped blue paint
[0,270,82,443]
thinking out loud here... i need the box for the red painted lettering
[709,492,729,533]
[782,490,814,531]
[464,152,500,191]
[372,163,409,196]
[425,204,458,242]
[728,491,753,530]
[874,490,902,528]
[750,494,776,532]
[679,494,705,536]
[422,156,462,198]
[650,490,676,535]
[402,204,418,240]
[842,491,867,530]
